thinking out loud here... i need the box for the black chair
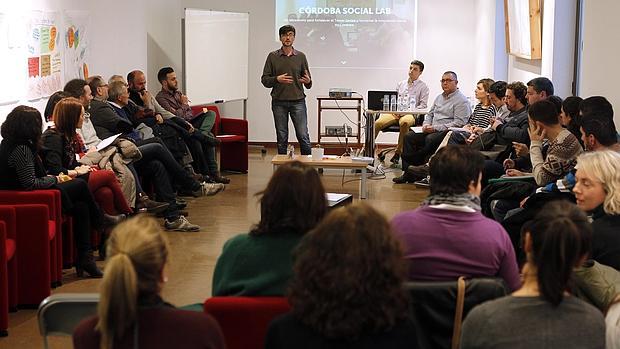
[406,277,509,349]
[375,113,424,161]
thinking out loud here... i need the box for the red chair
[0,221,10,336]
[0,190,62,288]
[191,105,249,173]
[203,297,290,349]
[0,204,52,307]
[0,208,18,315]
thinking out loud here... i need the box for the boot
[76,250,103,278]
[103,213,126,227]
[136,193,169,214]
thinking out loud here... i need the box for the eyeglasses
[280,32,295,38]
[440,79,455,83]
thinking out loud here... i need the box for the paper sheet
[96,133,121,151]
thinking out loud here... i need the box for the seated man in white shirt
[374,60,430,164]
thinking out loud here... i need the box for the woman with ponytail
[73,215,225,349]
[460,201,605,349]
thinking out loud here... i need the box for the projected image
[276,0,416,69]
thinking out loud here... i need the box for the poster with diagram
[27,11,62,99]
[26,11,61,100]
[63,10,90,82]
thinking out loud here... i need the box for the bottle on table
[401,90,409,111]
[287,144,295,159]
[390,95,397,111]
[409,96,417,111]
[383,94,390,111]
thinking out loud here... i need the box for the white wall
[0,0,147,129]
[579,0,620,127]
[3,1,586,142]
[506,0,577,98]
[145,0,506,144]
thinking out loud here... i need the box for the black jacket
[591,205,620,270]
[88,99,134,140]
[496,106,529,145]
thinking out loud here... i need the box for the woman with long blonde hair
[73,215,225,349]
[573,150,620,270]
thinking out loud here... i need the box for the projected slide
[276,0,416,69]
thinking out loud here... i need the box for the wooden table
[271,155,370,199]
[317,96,363,148]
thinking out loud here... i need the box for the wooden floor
[0,148,429,349]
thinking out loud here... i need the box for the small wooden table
[271,155,370,199]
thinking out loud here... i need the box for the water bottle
[287,144,295,159]
[401,91,409,111]
[390,95,397,111]
[383,94,389,111]
[409,96,417,111]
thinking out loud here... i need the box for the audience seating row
[202,277,508,349]
[0,189,92,336]
[31,277,507,347]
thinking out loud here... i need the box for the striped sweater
[530,129,583,186]
[468,103,496,128]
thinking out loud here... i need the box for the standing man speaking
[261,25,312,155]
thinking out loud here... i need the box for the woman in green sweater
[212,161,327,296]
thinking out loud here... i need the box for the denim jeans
[272,99,312,155]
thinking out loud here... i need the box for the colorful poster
[63,10,90,81]
[28,56,40,77]
[41,54,51,76]
[26,11,61,100]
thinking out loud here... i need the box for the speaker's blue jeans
[271,99,311,155]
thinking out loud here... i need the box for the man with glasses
[87,75,138,140]
[394,71,470,183]
[261,24,312,155]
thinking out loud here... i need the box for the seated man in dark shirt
[155,67,228,184]
[128,69,229,184]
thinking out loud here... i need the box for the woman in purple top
[391,145,521,290]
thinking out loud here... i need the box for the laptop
[367,90,397,111]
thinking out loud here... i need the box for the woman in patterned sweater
[0,105,104,277]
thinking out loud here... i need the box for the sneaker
[175,198,188,209]
[414,176,430,188]
[200,182,225,196]
[392,166,416,184]
[136,195,169,214]
[164,216,200,232]
[407,164,430,181]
